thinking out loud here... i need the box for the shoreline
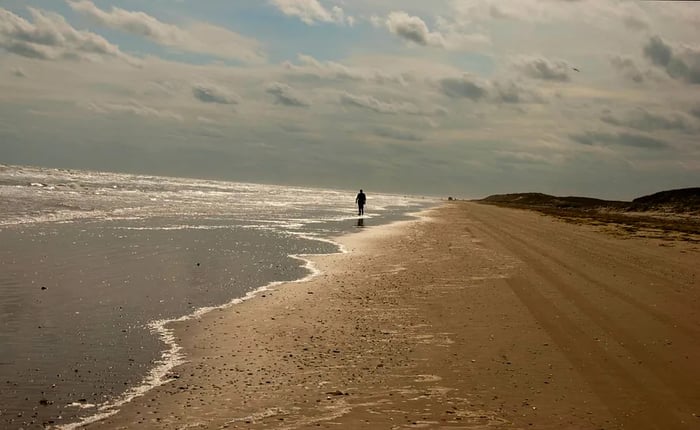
[78,208,436,429]
[59,208,431,429]
[83,202,700,429]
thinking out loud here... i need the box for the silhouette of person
[355,189,366,216]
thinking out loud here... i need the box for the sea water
[0,164,434,429]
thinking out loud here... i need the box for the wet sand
[87,202,700,429]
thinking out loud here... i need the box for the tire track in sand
[461,203,700,429]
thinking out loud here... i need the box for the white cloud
[440,31,490,51]
[192,83,240,105]
[386,11,445,48]
[265,82,310,107]
[0,7,134,63]
[11,66,26,77]
[436,74,544,105]
[4,1,700,199]
[372,126,423,142]
[197,116,216,124]
[447,0,651,29]
[68,0,265,63]
[609,54,667,84]
[656,2,700,27]
[492,81,544,104]
[515,56,571,82]
[610,55,645,83]
[601,108,695,134]
[338,91,414,114]
[84,101,183,121]
[383,11,490,52]
[284,54,409,85]
[496,150,565,166]
[337,91,445,116]
[271,0,353,26]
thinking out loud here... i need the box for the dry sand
[86,202,700,429]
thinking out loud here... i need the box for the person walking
[355,189,366,216]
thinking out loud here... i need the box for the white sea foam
[113,224,237,231]
[0,165,435,429]
[1,164,430,228]
[66,402,96,409]
[54,241,339,429]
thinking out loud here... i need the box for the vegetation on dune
[475,188,700,240]
[480,188,700,213]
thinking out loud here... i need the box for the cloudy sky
[1,0,699,199]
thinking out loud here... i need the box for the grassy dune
[477,188,700,240]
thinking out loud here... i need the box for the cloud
[0,7,133,63]
[0,2,696,201]
[447,0,652,33]
[436,74,544,104]
[438,75,487,100]
[643,35,700,84]
[515,56,571,81]
[496,151,563,166]
[68,0,264,63]
[192,83,240,105]
[271,0,353,26]
[284,54,408,85]
[338,91,415,114]
[372,126,423,142]
[337,91,444,116]
[197,116,216,124]
[439,31,490,51]
[85,101,183,121]
[609,55,666,84]
[622,14,649,31]
[610,55,645,83]
[601,108,693,133]
[11,66,26,77]
[385,11,445,47]
[265,82,310,107]
[690,105,700,119]
[488,4,512,20]
[492,81,544,104]
[570,131,669,150]
[644,36,672,68]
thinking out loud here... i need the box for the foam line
[54,238,343,429]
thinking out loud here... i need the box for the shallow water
[0,164,434,429]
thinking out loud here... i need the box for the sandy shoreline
[85,202,700,429]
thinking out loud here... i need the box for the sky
[1,0,699,199]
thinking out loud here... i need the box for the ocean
[0,164,434,429]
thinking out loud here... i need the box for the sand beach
[82,202,700,429]
[5,1,700,428]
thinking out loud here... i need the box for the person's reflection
[356,217,364,228]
